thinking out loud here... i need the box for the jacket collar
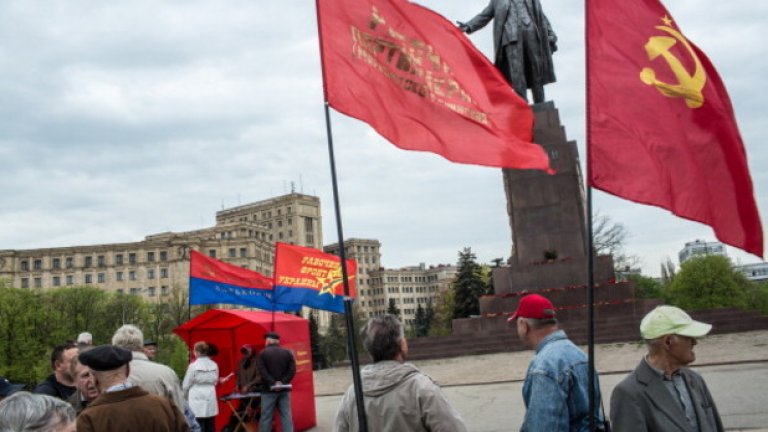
[634,359,691,431]
[85,386,148,409]
[535,329,567,353]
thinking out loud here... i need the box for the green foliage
[308,311,326,370]
[628,274,666,300]
[386,298,400,317]
[0,282,201,388]
[321,314,348,367]
[452,248,489,319]
[748,281,768,315]
[666,255,751,310]
[429,286,455,336]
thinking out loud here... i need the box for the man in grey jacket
[333,315,467,432]
[610,305,724,432]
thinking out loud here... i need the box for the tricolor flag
[317,0,550,171]
[189,250,299,311]
[587,0,763,257]
[273,243,357,314]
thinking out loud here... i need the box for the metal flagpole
[322,101,369,432]
[585,0,597,429]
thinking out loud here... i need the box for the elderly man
[510,294,605,431]
[67,352,100,414]
[143,340,158,361]
[0,392,76,431]
[34,342,78,400]
[334,315,467,432]
[76,345,190,432]
[112,325,185,413]
[258,332,296,432]
[610,305,724,431]
[458,0,557,103]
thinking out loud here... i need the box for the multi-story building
[0,192,320,301]
[678,240,727,264]
[736,262,768,282]
[324,238,457,327]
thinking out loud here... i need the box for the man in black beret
[257,332,296,432]
[76,345,190,432]
[142,340,158,361]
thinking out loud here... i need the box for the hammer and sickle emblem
[639,24,706,108]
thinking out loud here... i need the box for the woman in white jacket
[183,341,229,432]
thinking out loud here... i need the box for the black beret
[143,340,157,347]
[79,345,132,371]
[265,331,280,340]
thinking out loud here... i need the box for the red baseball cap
[507,294,556,322]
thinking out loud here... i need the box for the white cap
[640,306,712,340]
[77,332,93,345]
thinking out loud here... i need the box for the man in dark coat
[610,306,724,431]
[76,345,189,432]
[257,332,295,432]
[459,0,557,103]
[34,342,78,400]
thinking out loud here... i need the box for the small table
[221,392,261,432]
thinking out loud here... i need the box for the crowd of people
[0,325,296,432]
[0,295,724,432]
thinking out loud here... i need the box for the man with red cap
[509,294,606,431]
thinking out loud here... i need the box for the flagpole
[585,0,597,430]
[322,102,369,432]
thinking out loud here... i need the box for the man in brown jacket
[76,345,190,432]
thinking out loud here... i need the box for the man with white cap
[610,305,724,431]
[510,294,605,431]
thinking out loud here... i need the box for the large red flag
[316,0,551,171]
[587,0,763,257]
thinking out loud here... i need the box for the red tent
[174,309,316,431]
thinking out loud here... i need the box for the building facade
[678,239,727,264]
[736,262,768,282]
[0,193,320,301]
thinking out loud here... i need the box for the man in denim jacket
[510,294,605,431]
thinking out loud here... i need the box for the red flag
[587,0,763,257]
[316,0,551,171]
[273,243,357,314]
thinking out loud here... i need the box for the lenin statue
[458,0,557,103]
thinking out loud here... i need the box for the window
[209,249,217,258]
[52,258,61,269]
[115,254,124,265]
[287,206,292,214]
[21,278,29,288]
[278,220,283,228]
[98,273,106,283]
[228,248,236,258]
[128,253,136,264]
[33,259,42,270]
[85,274,93,284]
[240,248,247,258]
[97,255,105,267]
[20,260,29,271]
[148,287,156,297]
[148,269,155,279]
[84,256,92,268]
[161,286,169,296]
[33,277,41,288]
[66,275,74,285]
[66,257,73,269]
[117,272,124,281]
[117,288,124,294]
[160,251,168,261]
[160,268,168,278]
[288,230,293,238]
[53,276,61,286]
[147,252,155,262]
[129,271,136,281]
[130,288,140,295]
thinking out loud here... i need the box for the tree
[386,298,400,317]
[428,288,454,336]
[321,314,348,367]
[308,310,326,370]
[593,211,638,271]
[627,274,665,300]
[666,255,751,310]
[452,248,489,319]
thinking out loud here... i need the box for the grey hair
[523,317,558,330]
[0,391,75,432]
[112,324,144,352]
[361,314,404,362]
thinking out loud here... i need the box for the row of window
[20,268,169,288]
[116,286,170,296]
[19,251,170,271]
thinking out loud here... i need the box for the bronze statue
[458,0,557,103]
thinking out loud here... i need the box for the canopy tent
[174,309,316,431]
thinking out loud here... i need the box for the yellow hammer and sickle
[639,25,706,108]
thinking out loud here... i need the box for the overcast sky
[0,0,765,276]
